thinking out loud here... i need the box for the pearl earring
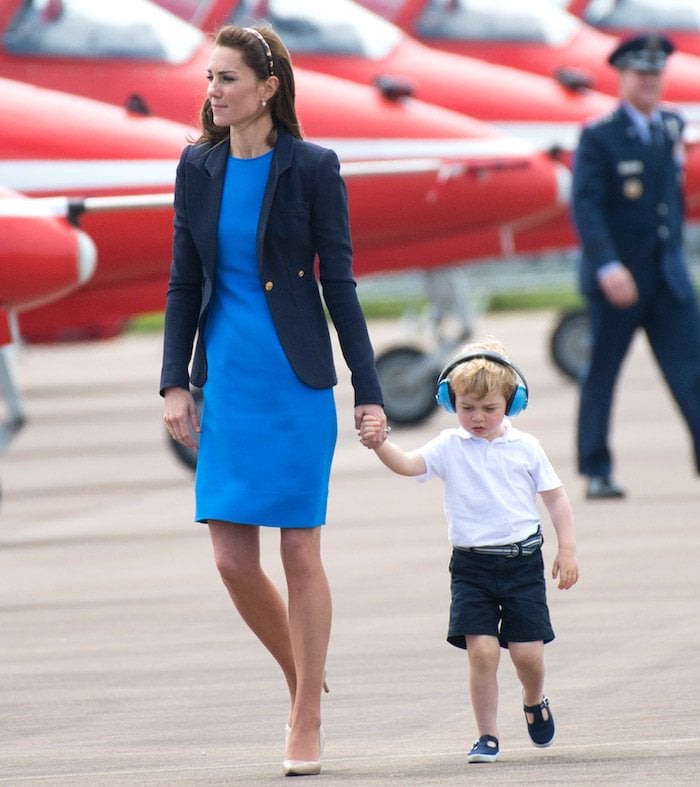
[261,99,267,107]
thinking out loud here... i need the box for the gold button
[297,270,305,278]
[265,281,273,291]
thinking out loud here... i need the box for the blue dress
[194,152,337,527]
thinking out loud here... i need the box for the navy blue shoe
[523,696,555,748]
[467,734,499,763]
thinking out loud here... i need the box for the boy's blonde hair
[448,338,517,404]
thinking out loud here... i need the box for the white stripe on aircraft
[0,137,541,192]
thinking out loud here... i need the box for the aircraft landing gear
[549,308,590,381]
[375,267,475,425]
[0,344,29,502]
[375,346,443,426]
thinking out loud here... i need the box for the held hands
[163,386,200,450]
[358,412,389,449]
[552,547,579,590]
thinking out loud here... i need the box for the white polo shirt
[416,420,562,548]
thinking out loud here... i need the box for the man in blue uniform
[571,33,700,499]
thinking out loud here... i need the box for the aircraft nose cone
[75,230,97,284]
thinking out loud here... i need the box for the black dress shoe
[586,476,626,499]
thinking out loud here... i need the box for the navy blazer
[571,104,695,302]
[160,128,383,406]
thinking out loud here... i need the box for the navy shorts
[447,546,555,650]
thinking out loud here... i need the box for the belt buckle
[509,543,521,558]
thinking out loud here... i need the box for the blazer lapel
[189,131,294,276]
[256,130,293,270]
[191,140,229,278]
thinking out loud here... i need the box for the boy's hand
[358,414,389,449]
[552,548,579,590]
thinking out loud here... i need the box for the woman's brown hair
[197,24,302,147]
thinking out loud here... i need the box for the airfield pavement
[0,309,698,785]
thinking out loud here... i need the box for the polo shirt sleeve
[415,429,454,484]
[526,434,562,492]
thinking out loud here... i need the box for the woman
[160,24,386,776]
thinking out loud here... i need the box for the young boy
[359,339,579,763]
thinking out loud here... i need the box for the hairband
[243,27,274,76]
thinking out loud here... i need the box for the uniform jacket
[160,127,383,406]
[571,104,694,301]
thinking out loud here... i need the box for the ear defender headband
[435,351,529,417]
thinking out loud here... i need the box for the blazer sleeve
[312,148,384,406]
[159,146,204,395]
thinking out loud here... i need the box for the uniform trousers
[578,257,700,477]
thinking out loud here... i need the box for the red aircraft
[149,0,615,342]
[0,0,210,127]
[1,58,571,431]
[358,0,700,126]
[155,0,617,154]
[0,75,194,344]
[0,0,618,271]
[0,0,578,254]
[0,186,96,335]
[564,0,700,58]
[2,70,567,334]
[0,184,97,448]
[172,2,700,274]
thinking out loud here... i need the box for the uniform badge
[664,116,681,141]
[623,178,643,199]
[617,160,644,175]
[674,140,685,167]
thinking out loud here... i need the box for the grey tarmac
[1,310,698,785]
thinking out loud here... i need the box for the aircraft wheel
[550,309,590,382]
[166,386,202,472]
[375,346,440,426]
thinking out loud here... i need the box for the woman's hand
[163,386,200,450]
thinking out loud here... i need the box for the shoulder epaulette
[585,111,615,130]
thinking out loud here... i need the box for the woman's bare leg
[281,526,331,763]
[208,522,297,702]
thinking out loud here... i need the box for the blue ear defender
[435,351,529,417]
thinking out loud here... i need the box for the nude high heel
[283,670,328,774]
[283,727,324,777]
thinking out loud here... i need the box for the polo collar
[456,418,519,443]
